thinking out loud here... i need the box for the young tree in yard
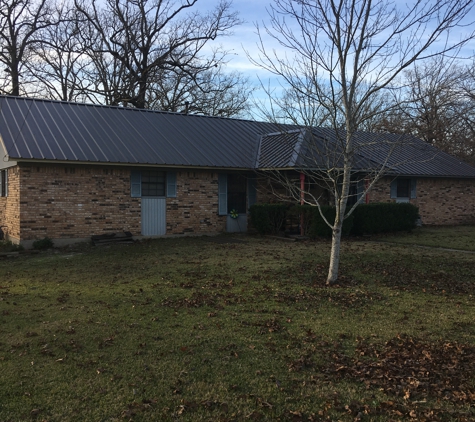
[74,0,241,109]
[0,0,54,96]
[252,0,475,284]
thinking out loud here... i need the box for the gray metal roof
[0,95,278,169]
[257,127,475,178]
[1,95,475,178]
[257,129,304,168]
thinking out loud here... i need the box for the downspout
[300,173,305,236]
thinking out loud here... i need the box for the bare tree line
[371,57,475,165]
[0,0,252,117]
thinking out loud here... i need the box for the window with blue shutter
[218,174,227,215]
[390,179,397,199]
[390,178,417,200]
[167,172,177,198]
[131,170,178,198]
[130,170,141,197]
[0,169,7,197]
[247,176,257,208]
[356,179,364,203]
[410,179,417,199]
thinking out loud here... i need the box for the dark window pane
[397,179,410,198]
[142,170,165,197]
[227,174,247,213]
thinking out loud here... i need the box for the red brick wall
[370,176,475,225]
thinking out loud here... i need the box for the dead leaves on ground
[317,334,475,420]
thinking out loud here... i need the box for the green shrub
[0,240,24,252]
[249,204,287,235]
[290,205,354,238]
[32,237,54,250]
[351,203,419,235]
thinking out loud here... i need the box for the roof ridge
[0,94,261,124]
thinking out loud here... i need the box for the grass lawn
[1,228,474,421]
[374,224,475,251]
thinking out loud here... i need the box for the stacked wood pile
[91,232,134,246]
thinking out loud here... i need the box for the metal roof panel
[1,96,475,178]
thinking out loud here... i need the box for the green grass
[0,229,474,421]
[374,224,475,251]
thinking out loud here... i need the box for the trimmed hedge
[251,202,419,237]
[290,205,354,238]
[351,202,419,235]
[249,204,287,235]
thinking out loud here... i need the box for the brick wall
[370,176,475,225]
[5,164,226,243]
[18,164,141,241]
[167,170,226,234]
[256,173,475,226]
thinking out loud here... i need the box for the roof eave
[11,157,256,171]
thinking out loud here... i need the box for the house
[0,95,475,247]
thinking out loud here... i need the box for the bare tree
[373,57,475,164]
[147,64,252,117]
[0,0,54,96]
[74,0,241,109]
[251,0,475,284]
[23,4,92,101]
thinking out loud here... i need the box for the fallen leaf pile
[318,334,475,420]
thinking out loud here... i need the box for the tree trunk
[327,220,343,284]
[11,61,20,97]
[327,135,353,285]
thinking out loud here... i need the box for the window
[141,170,166,197]
[0,169,7,197]
[227,174,247,214]
[346,179,364,207]
[390,178,416,201]
[218,173,256,216]
[130,170,176,198]
[396,178,410,198]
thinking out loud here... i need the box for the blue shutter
[410,178,417,199]
[0,170,6,197]
[247,175,257,209]
[356,179,364,202]
[218,173,227,215]
[130,170,141,197]
[390,179,397,199]
[167,171,177,198]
